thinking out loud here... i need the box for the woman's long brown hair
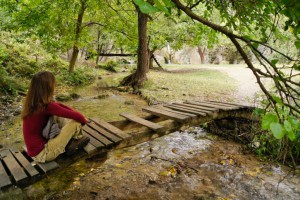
[22,71,55,118]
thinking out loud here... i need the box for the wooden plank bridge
[0,101,255,190]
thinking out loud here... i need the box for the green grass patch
[141,69,237,103]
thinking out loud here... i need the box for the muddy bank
[22,128,300,200]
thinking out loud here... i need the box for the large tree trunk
[68,0,86,73]
[121,7,148,92]
[197,46,206,64]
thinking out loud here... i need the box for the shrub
[253,99,300,165]
[58,68,96,86]
[97,60,118,72]
[0,68,25,95]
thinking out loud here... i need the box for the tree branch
[171,0,300,115]
[189,0,203,10]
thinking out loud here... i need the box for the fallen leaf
[160,171,169,176]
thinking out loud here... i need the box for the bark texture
[68,0,86,73]
[121,7,149,92]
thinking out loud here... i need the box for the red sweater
[23,102,88,157]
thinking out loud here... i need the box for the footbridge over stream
[0,101,256,190]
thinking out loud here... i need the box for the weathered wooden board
[174,102,219,112]
[91,118,130,140]
[10,147,39,177]
[164,104,208,116]
[168,103,214,114]
[82,125,113,147]
[186,101,234,110]
[34,161,59,174]
[120,113,164,132]
[158,106,198,118]
[22,146,59,174]
[142,107,189,122]
[208,100,248,107]
[0,160,12,189]
[83,143,97,155]
[199,101,239,108]
[83,131,105,149]
[88,122,122,144]
[0,150,27,183]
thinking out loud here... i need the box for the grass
[141,66,237,103]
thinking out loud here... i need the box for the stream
[0,76,300,199]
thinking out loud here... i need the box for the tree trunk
[96,30,101,65]
[148,49,155,69]
[197,46,206,64]
[69,45,79,72]
[68,0,86,73]
[121,6,148,92]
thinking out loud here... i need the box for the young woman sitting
[22,71,90,163]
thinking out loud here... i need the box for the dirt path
[205,65,262,105]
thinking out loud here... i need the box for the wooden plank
[82,125,114,147]
[186,101,234,110]
[173,102,218,112]
[21,146,59,174]
[0,160,12,189]
[83,143,97,155]
[88,122,122,144]
[9,147,39,177]
[158,106,198,118]
[199,101,239,108]
[165,104,208,116]
[174,102,219,112]
[35,161,59,174]
[91,118,131,140]
[142,107,189,122]
[83,131,105,149]
[120,113,164,132]
[208,100,252,108]
[0,149,27,182]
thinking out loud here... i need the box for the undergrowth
[0,31,96,96]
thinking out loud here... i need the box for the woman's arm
[47,102,88,124]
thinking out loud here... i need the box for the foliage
[255,96,300,163]
[58,67,95,86]
[97,60,118,72]
[0,31,95,95]
[0,68,26,95]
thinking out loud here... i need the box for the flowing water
[20,128,300,200]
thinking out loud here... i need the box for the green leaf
[288,116,299,129]
[243,35,251,41]
[270,122,284,139]
[134,0,160,14]
[262,113,278,130]
[271,59,279,66]
[162,0,175,7]
[284,120,292,132]
[154,0,170,15]
[272,95,283,105]
[254,108,264,116]
[283,120,295,141]
[253,42,259,49]
[286,131,296,141]
[295,40,300,49]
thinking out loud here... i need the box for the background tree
[0,0,105,72]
